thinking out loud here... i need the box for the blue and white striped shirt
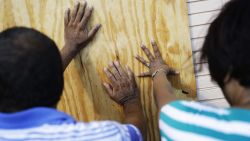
[159,100,250,141]
[0,107,142,141]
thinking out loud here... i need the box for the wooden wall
[0,0,196,140]
[187,0,230,107]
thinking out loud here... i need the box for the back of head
[0,27,63,112]
[201,0,250,88]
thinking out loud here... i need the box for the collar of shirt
[0,107,76,129]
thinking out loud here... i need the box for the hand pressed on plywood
[103,60,146,140]
[64,1,101,50]
[135,39,179,78]
[103,61,139,105]
[61,1,101,71]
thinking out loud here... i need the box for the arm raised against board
[103,61,147,140]
[61,1,101,71]
[135,39,179,109]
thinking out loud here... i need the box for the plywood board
[0,0,196,140]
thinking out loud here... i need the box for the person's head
[0,27,63,112]
[201,0,250,106]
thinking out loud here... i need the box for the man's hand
[61,1,101,71]
[103,61,146,139]
[103,61,139,105]
[135,39,178,77]
[64,1,101,51]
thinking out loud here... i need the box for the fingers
[74,1,87,24]
[104,68,116,85]
[141,44,154,61]
[151,39,162,59]
[64,8,70,26]
[138,72,151,77]
[114,61,128,78]
[103,82,113,96]
[126,65,136,82]
[80,6,93,29]
[69,2,80,24]
[104,61,128,84]
[109,62,121,80]
[87,24,101,41]
[135,55,149,68]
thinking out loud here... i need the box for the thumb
[103,82,113,96]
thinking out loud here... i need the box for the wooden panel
[0,0,196,140]
[195,63,210,76]
[196,75,218,89]
[200,98,230,108]
[190,24,210,39]
[191,37,205,51]
[189,10,219,26]
[188,0,227,103]
[198,87,224,101]
[188,0,223,14]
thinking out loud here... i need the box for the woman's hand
[136,39,177,108]
[103,61,139,105]
[135,39,178,77]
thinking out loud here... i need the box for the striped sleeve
[159,100,250,141]
[75,121,143,141]
[125,124,143,141]
[0,121,142,141]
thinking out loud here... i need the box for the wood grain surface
[0,0,196,140]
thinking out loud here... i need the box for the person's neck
[233,90,250,109]
[224,79,250,109]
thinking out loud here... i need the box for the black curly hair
[0,27,63,112]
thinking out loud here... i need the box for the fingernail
[151,38,155,43]
[114,61,119,66]
[109,62,113,66]
[104,68,108,72]
[141,42,145,47]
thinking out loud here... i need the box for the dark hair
[201,0,250,88]
[0,27,63,112]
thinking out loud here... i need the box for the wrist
[62,42,80,58]
[123,96,141,110]
[153,71,167,79]
[123,97,140,106]
[64,41,79,52]
[123,98,142,114]
[152,68,168,79]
